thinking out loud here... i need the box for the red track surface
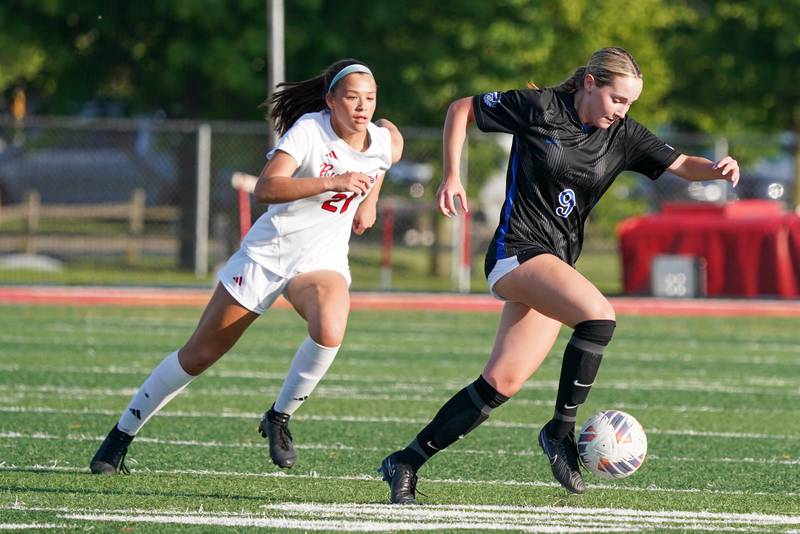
[1,286,799,316]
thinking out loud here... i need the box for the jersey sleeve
[472,89,541,135]
[266,118,312,168]
[625,118,681,180]
[373,123,394,170]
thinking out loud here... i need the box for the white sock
[274,337,340,415]
[117,351,195,436]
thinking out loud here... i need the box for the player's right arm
[437,96,475,217]
[254,151,371,204]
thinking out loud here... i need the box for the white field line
[3,317,800,361]
[263,502,800,526]
[0,525,72,530]
[1,405,798,442]
[233,347,800,373]
[13,307,800,332]
[2,383,794,416]
[1,463,797,499]
[59,514,625,533]
[1,363,797,397]
[2,431,798,467]
[6,314,800,349]
[7,343,798,387]
[3,502,799,532]
[3,332,800,363]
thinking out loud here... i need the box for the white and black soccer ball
[578,410,647,479]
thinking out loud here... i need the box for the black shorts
[484,244,559,279]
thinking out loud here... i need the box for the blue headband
[327,64,373,93]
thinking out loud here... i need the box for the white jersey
[241,111,392,279]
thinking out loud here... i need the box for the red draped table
[617,201,800,298]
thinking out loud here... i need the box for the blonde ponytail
[550,48,641,93]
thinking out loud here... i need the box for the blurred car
[736,155,794,204]
[637,154,794,209]
[0,130,177,206]
[386,160,434,198]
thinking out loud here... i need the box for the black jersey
[474,88,680,273]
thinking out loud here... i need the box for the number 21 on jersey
[321,192,358,213]
[556,188,576,218]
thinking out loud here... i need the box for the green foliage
[1,0,689,126]
[0,37,45,90]
[664,0,800,134]
[1,0,268,118]
[3,0,798,215]
[2,0,797,135]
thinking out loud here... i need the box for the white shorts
[487,255,521,301]
[218,249,292,315]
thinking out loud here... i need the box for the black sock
[396,375,508,471]
[549,320,615,440]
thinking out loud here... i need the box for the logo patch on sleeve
[482,91,502,108]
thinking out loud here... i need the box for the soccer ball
[578,410,647,479]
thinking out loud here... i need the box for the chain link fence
[0,116,795,292]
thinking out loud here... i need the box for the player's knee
[582,299,616,323]
[483,373,522,398]
[573,319,617,346]
[178,345,224,375]
[309,320,347,348]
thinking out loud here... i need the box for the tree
[663,0,800,206]
[282,0,690,127]
[1,0,268,119]
[3,0,689,125]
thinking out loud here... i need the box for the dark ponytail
[267,58,369,136]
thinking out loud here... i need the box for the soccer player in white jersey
[90,58,403,474]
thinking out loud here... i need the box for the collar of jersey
[558,91,597,134]
[321,110,376,156]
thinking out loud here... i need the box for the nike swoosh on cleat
[563,403,578,410]
[573,380,593,387]
[426,440,441,451]
[384,458,395,477]
[550,454,558,465]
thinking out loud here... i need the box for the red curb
[0,286,798,317]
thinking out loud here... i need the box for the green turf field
[0,303,798,532]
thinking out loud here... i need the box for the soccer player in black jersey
[380,47,740,503]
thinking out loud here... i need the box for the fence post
[451,138,469,289]
[380,200,394,290]
[195,123,211,278]
[458,209,472,293]
[24,190,40,255]
[127,188,146,264]
[238,186,252,240]
[714,137,730,202]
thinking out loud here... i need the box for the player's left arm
[668,154,740,187]
[352,172,385,235]
[375,118,404,164]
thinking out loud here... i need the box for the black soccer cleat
[258,405,296,468]
[378,452,418,505]
[90,425,134,475]
[538,426,586,494]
